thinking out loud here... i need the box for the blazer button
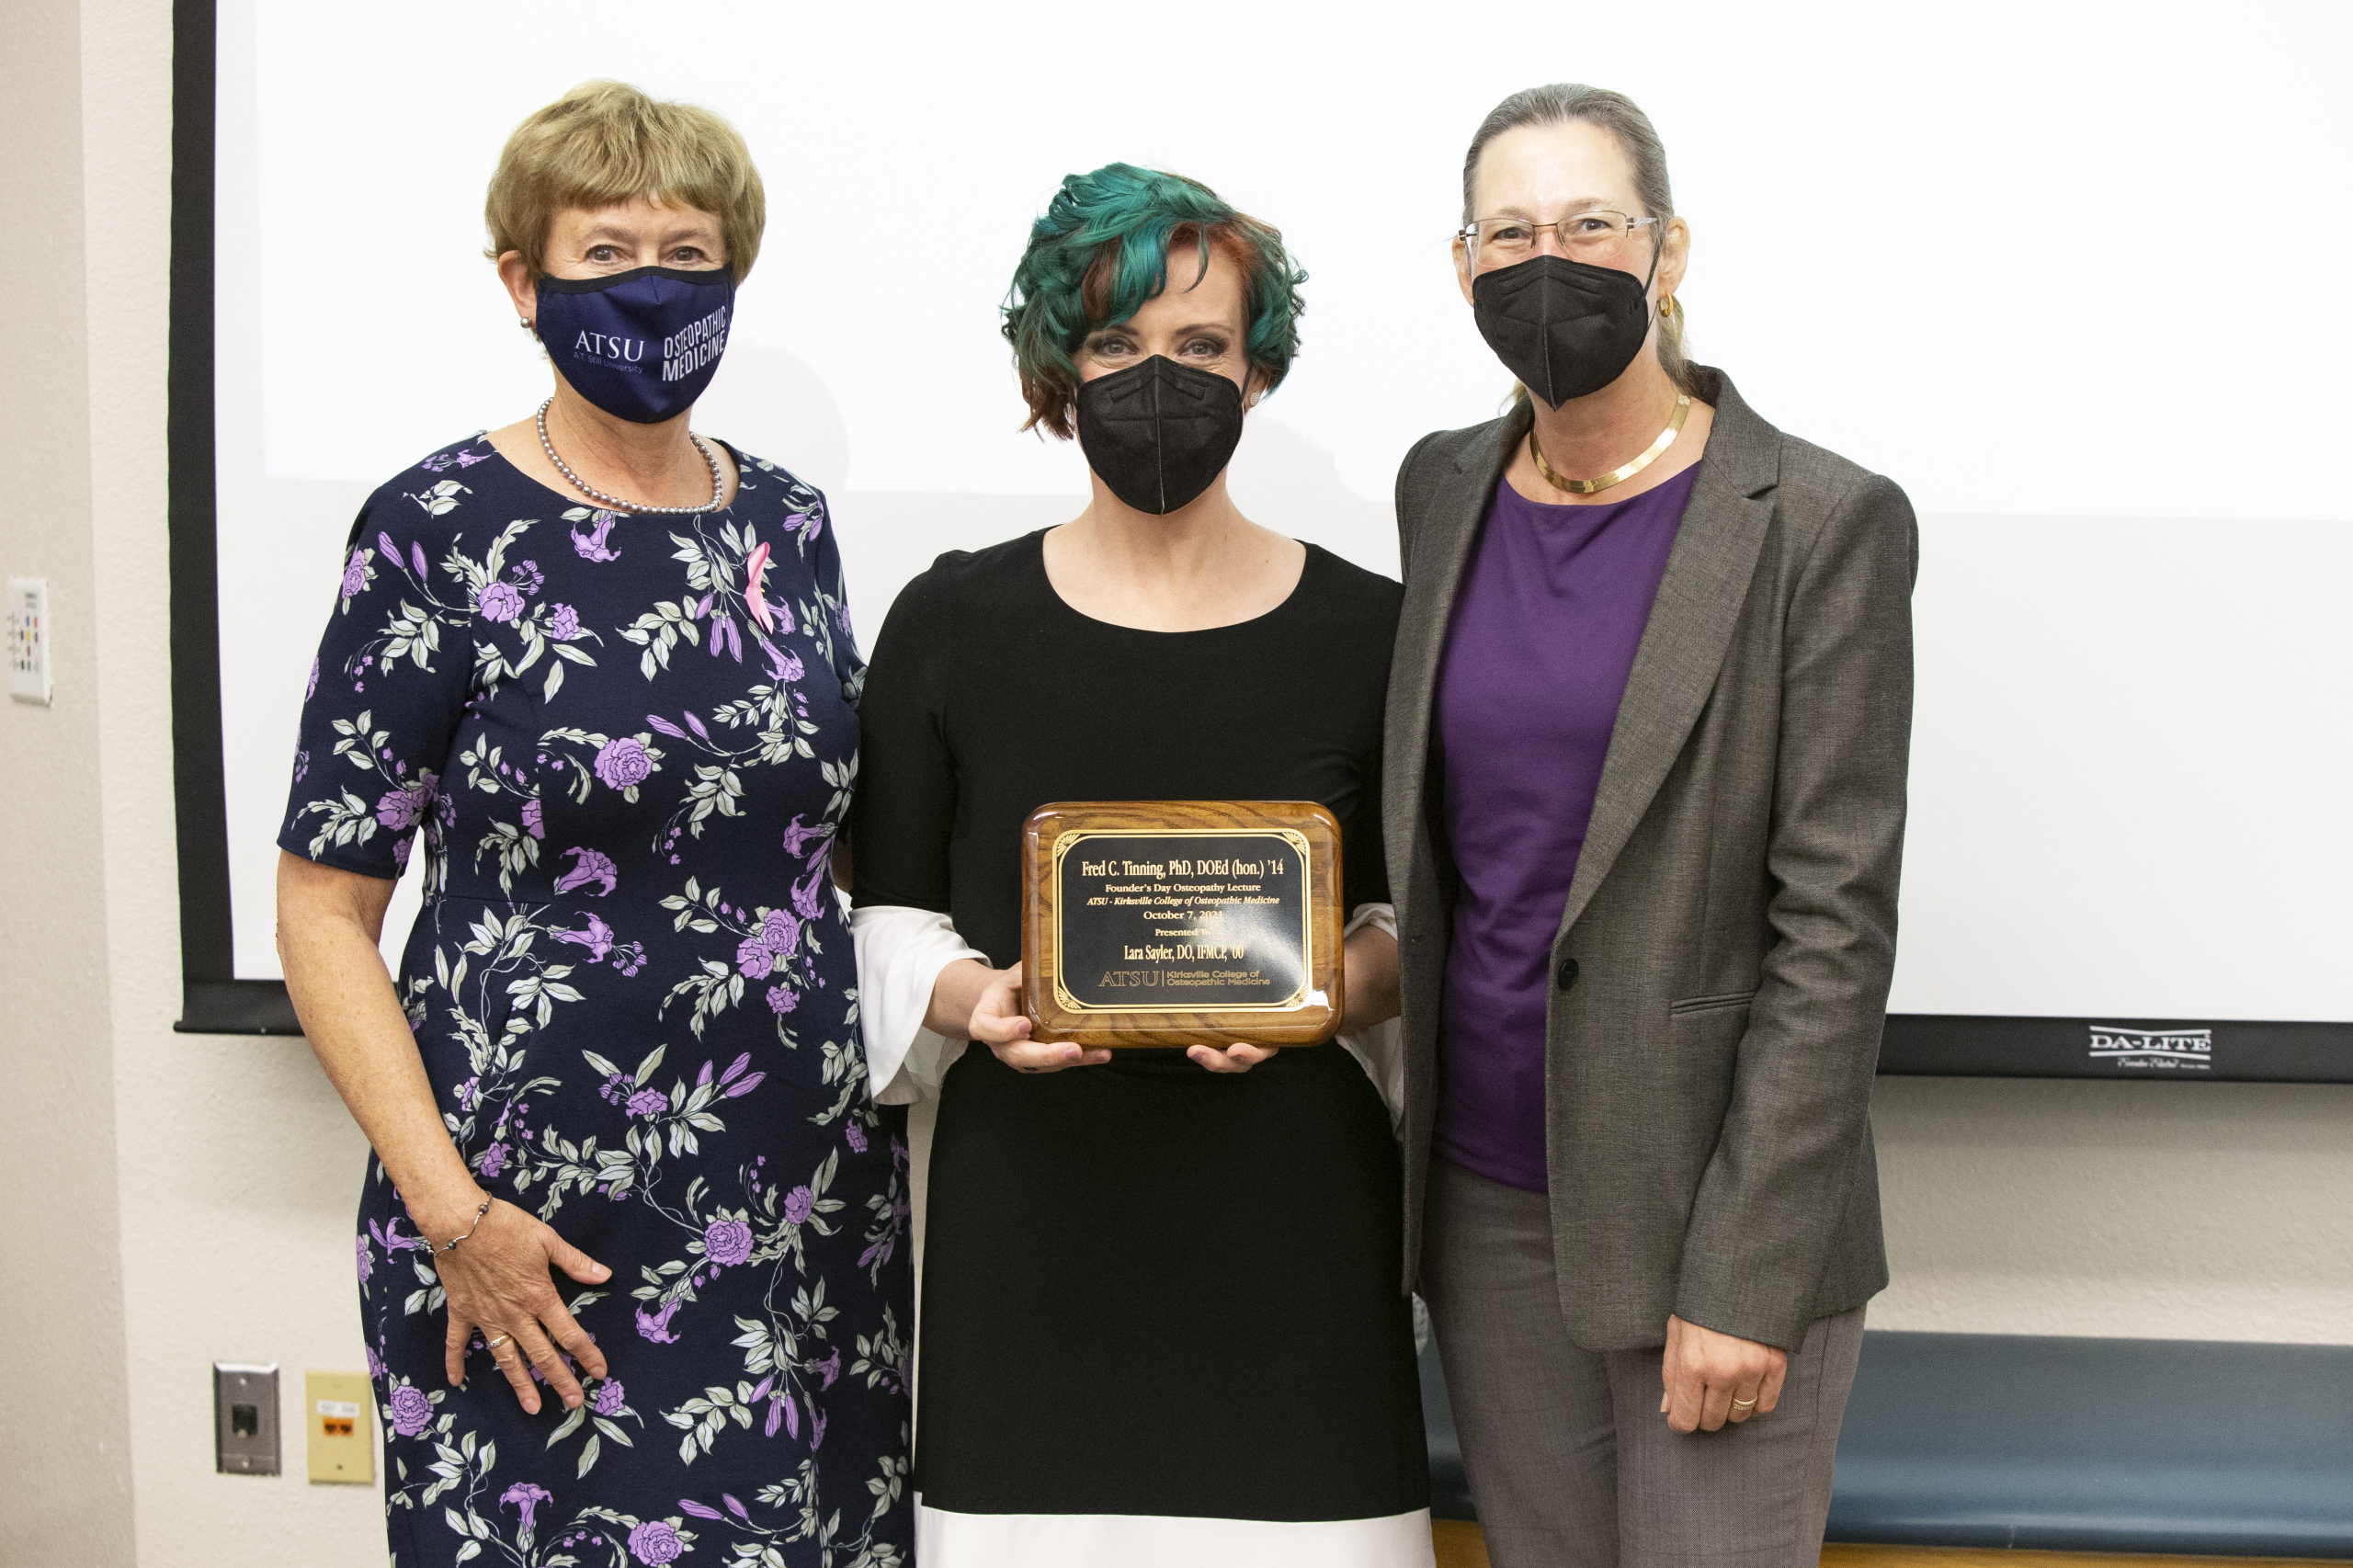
[1555,957,1580,992]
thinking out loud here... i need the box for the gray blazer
[1383,366,1915,1353]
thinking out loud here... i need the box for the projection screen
[175,0,2353,1078]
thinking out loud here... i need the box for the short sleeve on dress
[847,555,963,914]
[278,489,478,881]
[798,484,867,709]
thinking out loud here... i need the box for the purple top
[1432,463,1700,1192]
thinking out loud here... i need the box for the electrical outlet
[6,577,50,705]
[213,1363,280,1475]
[304,1370,374,1485]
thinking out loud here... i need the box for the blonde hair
[484,81,766,281]
[1469,84,1695,396]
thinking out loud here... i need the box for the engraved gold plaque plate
[1020,801,1345,1047]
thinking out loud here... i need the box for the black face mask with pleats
[1074,355,1246,515]
[1470,253,1655,407]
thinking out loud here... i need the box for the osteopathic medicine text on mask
[661,303,730,383]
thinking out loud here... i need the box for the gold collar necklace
[1529,391,1692,496]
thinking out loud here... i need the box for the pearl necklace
[535,397,724,515]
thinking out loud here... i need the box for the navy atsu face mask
[1074,355,1247,515]
[534,265,734,424]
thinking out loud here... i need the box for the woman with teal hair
[848,165,1433,1565]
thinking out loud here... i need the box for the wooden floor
[1432,1527,2341,1568]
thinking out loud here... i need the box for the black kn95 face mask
[1074,355,1246,515]
[1471,253,1656,407]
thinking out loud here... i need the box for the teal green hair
[1002,163,1307,437]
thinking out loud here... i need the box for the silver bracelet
[436,1198,494,1255]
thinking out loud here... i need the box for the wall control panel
[6,577,50,704]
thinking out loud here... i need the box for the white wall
[0,3,2346,1564]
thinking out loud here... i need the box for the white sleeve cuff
[851,904,984,1105]
[1336,902,1405,1133]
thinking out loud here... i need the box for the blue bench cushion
[1828,1333,2353,1558]
[1422,1329,2353,1557]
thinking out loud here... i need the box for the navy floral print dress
[280,435,912,1568]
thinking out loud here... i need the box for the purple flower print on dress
[788,509,823,542]
[591,1379,627,1417]
[759,909,801,957]
[292,749,309,785]
[306,655,319,699]
[476,580,526,623]
[476,1142,511,1178]
[387,1383,432,1437]
[571,511,622,562]
[375,784,422,832]
[626,1519,685,1565]
[765,983,798,1015]
[391,833,414,872]
[594,736,654,790]
[790,863,828,922]
[356,1233,372,1282]
[457,1076,482,1111]
[610,940,647,977]
[366,1344,385,1380]
[782,1186,815,1225]
[520,796,544,840]
[703,1218,754,1267]
[735,936,774,980]
[551,913,615,960]
[554,846,618,896]
[845,1120,868,1154]
[624,1087,666,1119]
[339,549,369,600]
[550,603,582,641]
[816,1346,842,1389]
[512,559,545,596]
[501,1482,552,1537]
[635,1299,682,1344]
[779,815,827,858]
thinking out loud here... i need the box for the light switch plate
[6,577,50,704]
[304,1369,374,1484]
[213,1362,280,1475]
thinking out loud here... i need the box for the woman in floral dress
[275,82,910,1567]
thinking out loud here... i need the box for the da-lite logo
[2087,1025,2213,1071]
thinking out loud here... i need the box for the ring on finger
[1730,1394,1758,1412]
[485,1334,510,1349]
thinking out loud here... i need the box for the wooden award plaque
[1020,801,1345,1047]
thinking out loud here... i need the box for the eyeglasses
[1458,210,1664,261]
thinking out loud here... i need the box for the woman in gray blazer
[1388,84,1915,1566]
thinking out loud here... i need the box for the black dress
[850,532,1429,1558]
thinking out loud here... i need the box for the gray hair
[1462,84,1693,392]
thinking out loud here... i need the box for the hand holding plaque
[1020,801,1345,1047]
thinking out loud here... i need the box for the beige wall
[1,0,384,1562]
[0,2,2344,1562]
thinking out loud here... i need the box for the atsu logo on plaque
[1021,801,1345,1047]
[2087,1025,2214,1071]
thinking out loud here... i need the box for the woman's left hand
[1186,1041,1279,1074]
[1660,1312,1788,1433]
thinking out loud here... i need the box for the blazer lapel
[1388,403,1530,848]
[1553,372,1782,939]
